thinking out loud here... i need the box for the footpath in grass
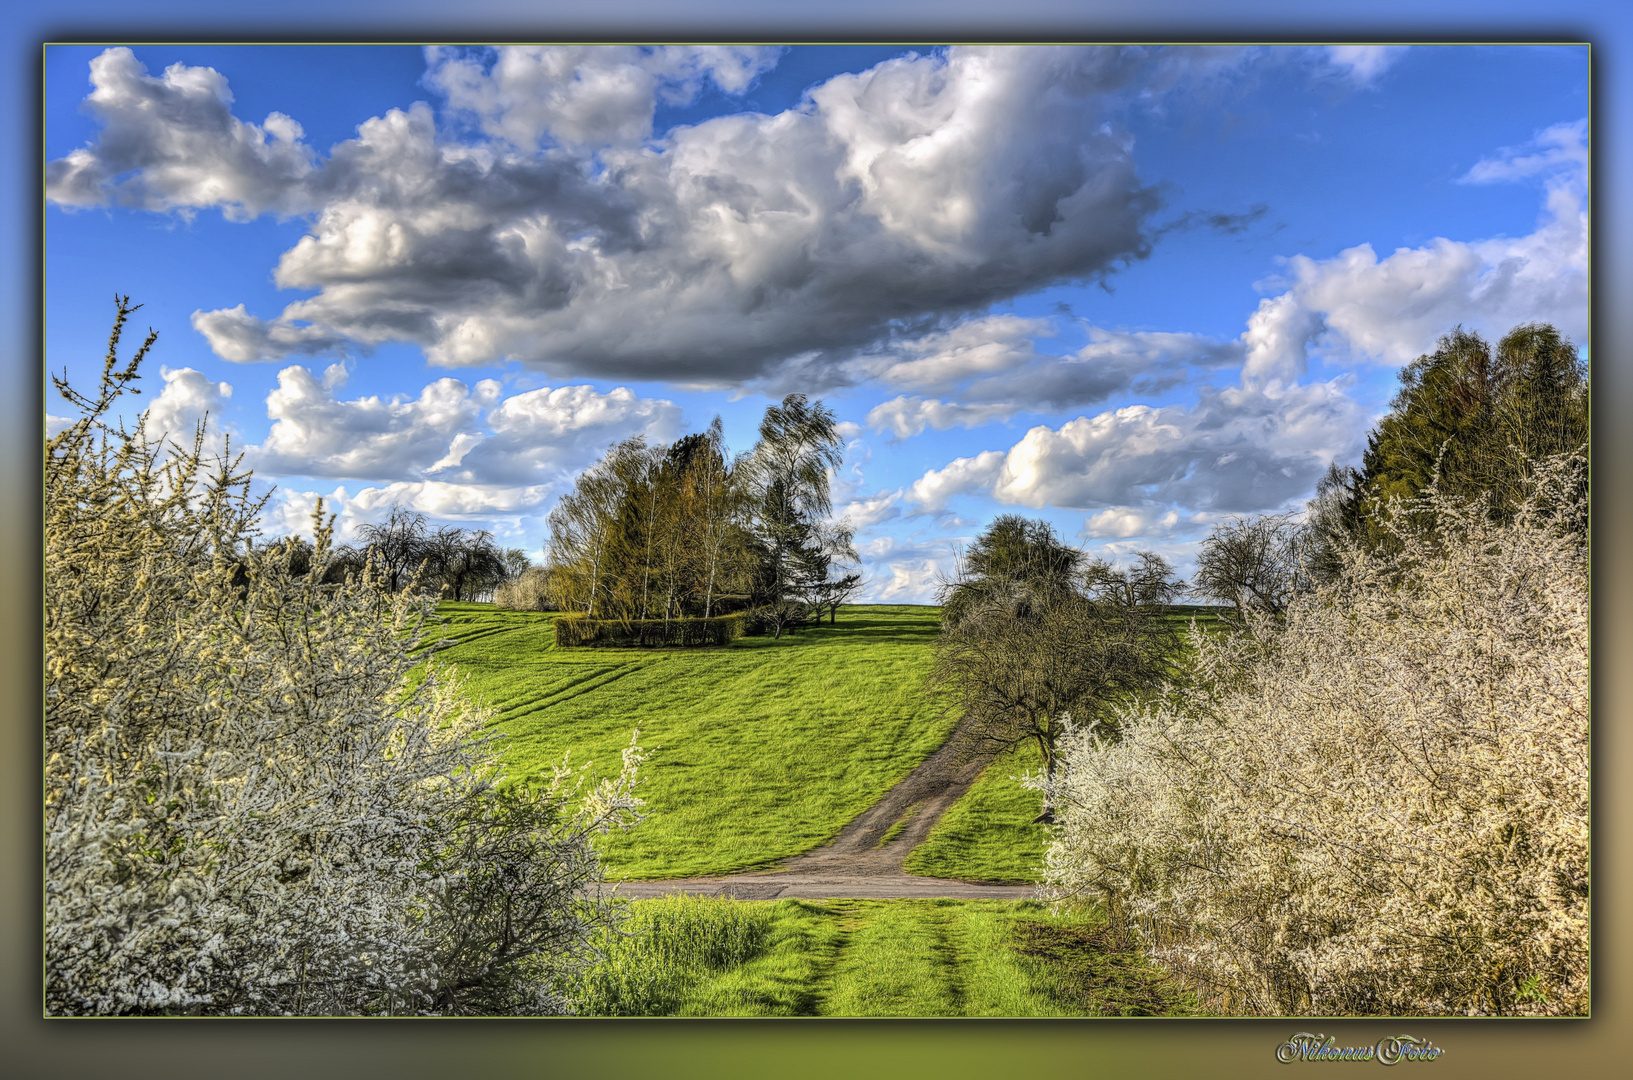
[903,607,1227,885]
[574,897,1195,1017]
[904,742,1052,883]
[431,603,958,880]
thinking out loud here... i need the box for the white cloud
[907,379,1365,517]
[865,320,1245,437]
[249,366,484,480]
[245,366,679,486]
[866,396,1016,439]
[263,481,551,544]
[141,365,234,456]
[908,449,1007,512]
[424,45,782,151]
[191,305,351,364]
[46,47,318,220]
[866,559,946,605]
[872,315,1051,393]
[1252,131,1588,370]
[1322,45,1409,86]
[833,489,904,530]
[1082,505,1181,540]
[1459,119,1587,185]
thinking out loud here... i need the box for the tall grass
[571,896,775,1016]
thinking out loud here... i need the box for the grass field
[573,896,1195,1017]
[430,603,959,879]
[904,742,1052,883]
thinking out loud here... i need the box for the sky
[43,42,1590,602]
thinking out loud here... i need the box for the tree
[1189,512,1310,620]
[1039,456,1589,1016]
[46,297,644,1015]
[931,518,1183,821]
[748,394,844,637]
[542,399,851,638]
[427,526,508,602]
[1338,323,1587,552]
[355,505,431,593]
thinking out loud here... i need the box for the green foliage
[1339,322,1587,550]
[433,603,955,878]
[553,612,746,648]
[933,519,1185,814]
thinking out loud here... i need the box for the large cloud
[51,46,1176,381]
[46,47,317,220]
[907,378,1365,516]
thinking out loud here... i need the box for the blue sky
[44,43,1589,601]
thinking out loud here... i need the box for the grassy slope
[431,603,958,880]
[624,898,1195,1017]
[904,742,1051,884]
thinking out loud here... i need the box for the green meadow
[431,603,963,879]
[570,896,1195,1017]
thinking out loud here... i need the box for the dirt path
[610,716,1038,900]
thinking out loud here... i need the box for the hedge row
[553,612,746,648]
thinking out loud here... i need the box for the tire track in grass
[801,900,863,1017]
[487,662,649,725]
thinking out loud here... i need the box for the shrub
[493,565,559,611]
[45,299,643,1015]
[554,612,746,648]
[1037,457,1589,1016]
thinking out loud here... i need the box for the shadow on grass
[1010,920,1197,1017]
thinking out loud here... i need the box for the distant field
[431,603,958,879]
[574,896,1195,1017]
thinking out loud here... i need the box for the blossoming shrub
[46,300,642,1015]
[1038,459,1588,1016]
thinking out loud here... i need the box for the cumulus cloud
[53,46,1188,382]
[907,379,1364,516]
[46,47,318,219]
[425,45,782,151]
[1247,125,1588,375]
[909,449,1007,513]
[245,365,680,489]
[141,365,234,456]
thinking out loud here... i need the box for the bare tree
[1189,513,1310,620]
